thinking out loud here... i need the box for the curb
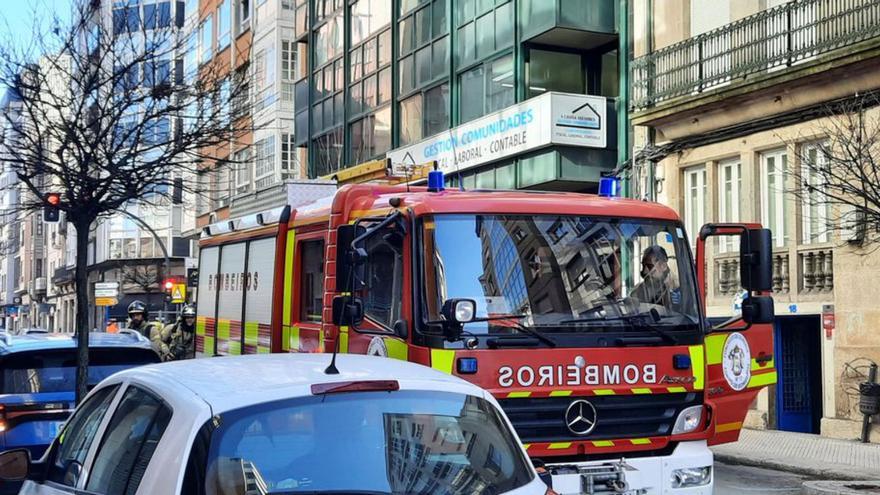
[713,452,880,482]
[801,480,880,495]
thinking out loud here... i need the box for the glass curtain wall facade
[292,0,618,183]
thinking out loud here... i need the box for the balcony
[53,266,75,286]
[708,244,833,313]
[519,0,617,50]
[632,0,880,111]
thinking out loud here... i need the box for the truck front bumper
[546,440,713,495]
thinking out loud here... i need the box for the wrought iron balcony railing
[632,0,880,110]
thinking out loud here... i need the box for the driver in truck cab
[631,245,680,308]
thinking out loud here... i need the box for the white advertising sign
[387,92,607,174]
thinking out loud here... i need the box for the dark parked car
[0,331,159,494]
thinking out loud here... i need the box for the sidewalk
[712,428,880,481]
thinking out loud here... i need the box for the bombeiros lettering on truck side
[498,363,658,387]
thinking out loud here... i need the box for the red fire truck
[195,172,776,494]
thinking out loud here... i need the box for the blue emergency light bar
[427,170,445,192]
[599,176,621,197]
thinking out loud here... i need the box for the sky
[1,0,71,99]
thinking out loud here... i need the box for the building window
[184,29,198,83]
[351,0,391,46]
[459,54,513,123]
[527,49,584,98]
[234,147,252,194]
[143,1,172,30]
[199,15,213,65]
[213,162,232,209]
[399,82,448,146]
[350,106,391,165]
[143,59,171,88]
[761,149,788,247]
[801,142,831,244]
[113,3,141,35]
[455,0,512,66]
[232,67,250,119]
[294,0,309,37]
[314,13,343,68]
[281,133,298,178]
[238,0,251,32]
[217,0,231,50]
[399,0,448,100]
[683,166,706,249]
[281,40,297,102]
[718,159,741,252]
[254,135,277,189]
[254,46,277,111]
[349,29,391,122]
[197,170,211,215]
[314,128,343,176]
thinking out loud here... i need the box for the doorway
[774,315,823,433]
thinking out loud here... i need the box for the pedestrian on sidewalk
[152,305,196,362]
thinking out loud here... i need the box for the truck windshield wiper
[474,314,557,348]
[559,308,678,344]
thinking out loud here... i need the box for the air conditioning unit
[35,277,47,293]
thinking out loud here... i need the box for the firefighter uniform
[153,305,196,362]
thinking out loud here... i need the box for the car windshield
[202,390,533,494]
[0,348,159,394]
[422,214,701,335]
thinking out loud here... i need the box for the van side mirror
[739,228,773,292]
[741,296,774,325]
[0,449,30,481]
[335,224,366,293]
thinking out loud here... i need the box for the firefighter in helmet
[153,305,196,362]
[126,300,158,340]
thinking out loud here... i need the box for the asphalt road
[715,461,811,495]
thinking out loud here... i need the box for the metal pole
[861,363,878,443]
[119,210,171,323]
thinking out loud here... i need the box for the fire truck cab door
[696,224,777,445]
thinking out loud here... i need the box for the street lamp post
[119,210,172,323]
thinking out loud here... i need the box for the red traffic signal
[164,280,175,291]
[43,193,61,223]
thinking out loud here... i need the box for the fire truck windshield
[421,214,702,341]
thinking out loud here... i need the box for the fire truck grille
[498,392,703,443]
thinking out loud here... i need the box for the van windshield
[421,214,701,339]
[201,391,533,494]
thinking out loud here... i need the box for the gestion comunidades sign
[387,92,606,174]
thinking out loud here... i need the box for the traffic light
[43,193,61,223]
[164,279,175,302]
[187,268,199,287]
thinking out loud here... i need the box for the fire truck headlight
[671,405,703,435]
[670,466,712,488]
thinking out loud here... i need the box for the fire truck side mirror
[336,224,366,293]
[741,296,774,325]
[332,296,364,327]
[739,228,773,292]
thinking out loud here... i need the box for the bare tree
[0,2,253,402]
[786,93,880,247]
[120,265,160,294]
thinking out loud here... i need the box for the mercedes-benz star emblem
[565,399,598,436]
